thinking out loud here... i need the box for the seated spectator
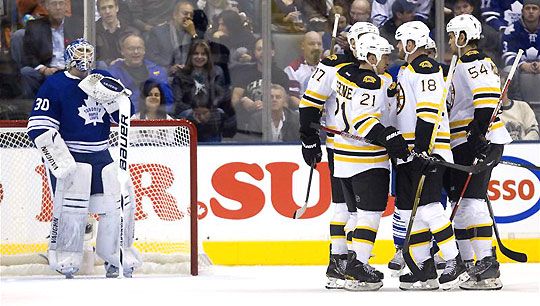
[146,1,200,73]
[500,91,540,140]
[371,0,432,28]
[107,33,173,112]
[481,0,523,34]
[197,0,235,24]
[0,52,28,119]
[230,38,292,139]
[502,0,540,72]
[19,0,82,97]
[132,79,173,119]
[247,84,300,142]
[284,31,323,107]
[212,9,256,67]
[335,0,372,51]
[127,0,179,32]
[301,0,331,32]
[271,0,306,33]
[174,39,236,142]
[379,0,417,52]
[95,0,139,67]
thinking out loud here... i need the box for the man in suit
[20,0,82,97]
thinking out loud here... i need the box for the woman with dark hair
[173,39,236,142]
[132,80,173,119]
[211,10,256,67]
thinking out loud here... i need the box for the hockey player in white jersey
[393,21,468,290]
[446,14,512,290]
[299,22,380,289]
[332,33,409,291]
[27,38,142,278]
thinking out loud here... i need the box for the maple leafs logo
[78,97,106,126]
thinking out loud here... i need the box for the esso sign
[488,156,540,223]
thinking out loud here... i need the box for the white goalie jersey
[300,53,355,149]
[395,55,453,164]
[331,64,390,178]
[449,49,512,148]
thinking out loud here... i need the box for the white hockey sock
[462,198,494,260]
[400,210,432,265]
[417,202,458,260]
[330,203,349,255]
[352,210,382,264]
[453,201,475,261]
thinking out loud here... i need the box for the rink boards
[1,142,539,265]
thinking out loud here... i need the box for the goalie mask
[347,22,379,53]
[395,21,430,57]
[64,38,95,72]
[446,14,482,48]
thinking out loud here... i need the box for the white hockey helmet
[354,33,391,66]
[64,38,95,72]
[446,14,482,48]
[347,22,380,52]
[395,21,431,55]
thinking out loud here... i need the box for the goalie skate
[325,254,347,289]
[399,258,439,290]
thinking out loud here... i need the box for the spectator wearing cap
[502,0,540,72]
[371,0,432,28]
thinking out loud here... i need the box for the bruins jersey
[395,55,453,164]
[380,71,398,127]
[331,65,390,178]
[448,49,512,148]
[299,52,355,149]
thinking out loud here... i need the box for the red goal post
[0,119,202,276]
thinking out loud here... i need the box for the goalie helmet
[347,22,379,53]
[395,21,431,55]
[354,33,391,66]
[446,14,482,48]
[64,38,94,72]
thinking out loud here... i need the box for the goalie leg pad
[34,129,76,179]
[48,162,92,274]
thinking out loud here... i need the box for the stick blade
[293,204,307,219]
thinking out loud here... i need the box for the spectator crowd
[0,0,538,141]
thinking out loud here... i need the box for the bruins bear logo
[447,83,455,115]
[363,75,377,83]
[419,61,433,68]
[395,83,406,115]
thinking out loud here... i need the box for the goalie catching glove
[78,73,132,114]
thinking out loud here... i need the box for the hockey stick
[498,159,540,171]
[117,94,132,278]
[330,14,340,56]
[485,195,527,262]
[293,159,316,219]
[309,123,481,174]
[402,55,458,281]
[449,49,524,221]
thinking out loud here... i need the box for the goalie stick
[117,93,131,278]
[449,49,524,221]
[293,159,316,219]
[309,123,482,174]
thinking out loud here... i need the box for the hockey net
[0,119,206,277]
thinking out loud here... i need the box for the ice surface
[1,264,539,306]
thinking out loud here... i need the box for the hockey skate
[325,254,347,289]
[399,258,439,290]
[104,262,134,278]
[460,256,502,290]
[388,247,406,277]
[56,267,78,279]
[343,252,383,291]
[439,255,469,290]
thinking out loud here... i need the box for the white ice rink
[1,264,539,306]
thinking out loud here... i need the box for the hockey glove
[467,120,490,160]
[409,150,437,176]
[376,126,409,160]
[300,133,322,167]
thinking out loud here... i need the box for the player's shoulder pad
[459,49,489,63]
[409,55,441,74]
[441,63,450,78]
[320,53,355,67]
[337,65,381,90]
